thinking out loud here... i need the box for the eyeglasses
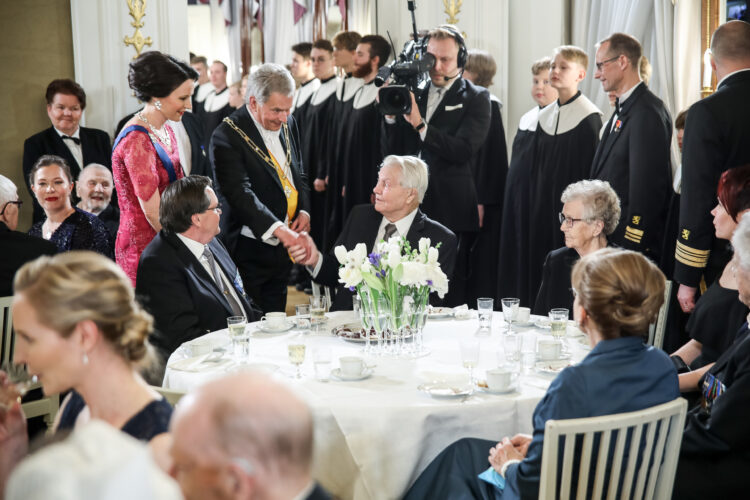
[0,200,22,216]
[558,212,586,228]
[205,203,222,214]
[595,55,620,71]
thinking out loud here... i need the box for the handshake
[272,217,320,267]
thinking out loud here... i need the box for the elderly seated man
[0,174,56,295]
[169,372,331,500]
[76,163,119,239]
[136,175,260,363]
[290,154,457,310]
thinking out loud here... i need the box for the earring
[82,352,89,365]
[154,100,162,111]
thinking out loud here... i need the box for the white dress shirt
[168,119,192,175]
[176,233,244,309]
[609,81,642,132]
[54,126,83,168]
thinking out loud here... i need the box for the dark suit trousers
[235,236,291,314]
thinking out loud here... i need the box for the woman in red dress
[112,52,197,284]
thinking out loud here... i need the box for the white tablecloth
[164,311,589,500]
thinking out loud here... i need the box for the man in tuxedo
[170,372,331,500]
[75,164,119,240]
[136,175,260,363]
[290,155,457,311]
[23,79,111,222]
[210,63,311,314]
[590,33,672,264]
[383,25,491,306]
[675,20,750,313]
[0,175,56,296]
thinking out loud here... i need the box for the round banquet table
[163,310,591,500]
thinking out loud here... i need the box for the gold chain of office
[222,117,293,182]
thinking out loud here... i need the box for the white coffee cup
[516,307,531,324]
[537,339,562,360]
[486,368,517,391]
[260,312,287,330]
[187,337,214,357]
[339,356,365,377]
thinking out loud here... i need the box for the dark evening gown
[28,207,113,259]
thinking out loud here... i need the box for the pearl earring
[82,352,89,365]
[154,100,162,111]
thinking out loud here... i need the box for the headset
[423,24,468,70]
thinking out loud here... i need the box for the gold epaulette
[675,241,710,268]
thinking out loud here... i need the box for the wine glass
[367,295,388,356]
[501,298,520,333]
[0,362,38,409]
[459,339,480,388]
[356,290,373,354]
[288,343,306,379]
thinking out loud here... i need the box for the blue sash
[113,124,178,183]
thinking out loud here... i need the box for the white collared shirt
[168,118,192,175]
[308,208,419,277]
[54,126,83,168]
[176,233,244,309]
[610,81,642,132]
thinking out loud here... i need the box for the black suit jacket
[590,84,672,263]
[210,106,310,255]
[0,222,57,296]
[385,78,491,233]
[315,204,457,311]
[23,125,112,222]
[135,231,260,361]
[532,246,578,315]
[674,323,750,498]
[181,110,212,177]
[675,70,750,286]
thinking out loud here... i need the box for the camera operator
[383,25,491,306]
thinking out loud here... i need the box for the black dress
[28,207,114,259]
[57,390,173,441]
[687,281,748,369]
[533,246,579,315]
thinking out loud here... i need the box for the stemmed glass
[367,295,388,356]
[404,297,429,358]
[355,290,374,354]
[287,343,306,379]
[501,297,520,333]
[460,339,480,389]
[0,362,37,410]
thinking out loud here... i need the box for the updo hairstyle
[128,51,198,102]
[571,248,665,339]
[14,251,153,363]
[28,154,73,187]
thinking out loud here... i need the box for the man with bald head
[169,373,330,500]
[76,163,119,239]
[675,20,750,314]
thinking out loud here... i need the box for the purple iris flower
[427,279,433,286]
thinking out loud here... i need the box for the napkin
[453,304,471,320]
[478,467,505,490]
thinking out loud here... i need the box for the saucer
[475,382,516,395]
[536,353,571,362]
[418,382,473,398]
[535,359,572,375]
[427,307,454,320]
[331,367,373,381]
[256,321,295,333]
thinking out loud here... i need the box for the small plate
[256,321,295,333]
[536,353,572,362]
[475,382,516,394]
[535,359,573,375]
[428,307,454,320]
[418,382,473,398]
[331,367,373,381]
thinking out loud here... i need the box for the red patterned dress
[112,126,183,285]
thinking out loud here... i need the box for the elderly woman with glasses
[533,179,620,315]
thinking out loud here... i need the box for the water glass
[477,297,494,334]
[295,304,311,331]
[520,331,536,374]
[288,343,306,378]
[501,298,520,333]
[312,347,332,382]
[310,296,327,328]
[227,316,248,361]
[460,339,480,386]
[502,333,520,363]
[549,308,569,339]
[352,294,361,316]
[367,296,389,355]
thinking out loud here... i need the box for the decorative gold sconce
[443,0,462,25]
[700,0,719,98]
[124,0,153,59]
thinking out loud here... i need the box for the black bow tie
[62,135,81,145]
[614,98,621,115]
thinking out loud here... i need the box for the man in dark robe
[290,42,319,136]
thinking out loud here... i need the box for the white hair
[561,179,621,235]
[0,175,18,207]
[381,155,429,202]
[245,63,295,105]
[733,213,750,272]
[77,163,112,182]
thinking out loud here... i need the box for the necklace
[136,111,171,148]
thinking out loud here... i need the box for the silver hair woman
[533,179,621,314]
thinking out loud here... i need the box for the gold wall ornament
[124,0,153,59]
[443,0,463,25]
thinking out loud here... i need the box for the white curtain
[262,0,313,65]
[570,0,701,175]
